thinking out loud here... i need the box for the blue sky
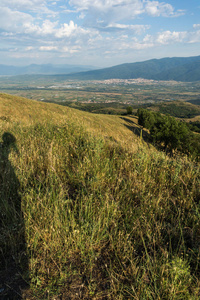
[0,0,200,67]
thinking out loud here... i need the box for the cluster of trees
[187,121,200,133]
[137,108,200,159]
[126,106,133,114]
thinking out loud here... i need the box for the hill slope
[57,55,200,82]
[0,93,140,150]
[0,64,96,75]
[0,93,200,299]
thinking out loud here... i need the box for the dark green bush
[137,108,200,159]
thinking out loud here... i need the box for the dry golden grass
[0,93,141,151]
[1,92,200,299]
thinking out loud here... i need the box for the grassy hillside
[0,93,200,299]
[0,93,141,151]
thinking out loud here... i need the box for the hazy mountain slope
[154,61,200,81]
[0,64,96,75]
[60,55,200,81]
[2,56,200,81]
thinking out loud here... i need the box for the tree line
[137,108,200,160]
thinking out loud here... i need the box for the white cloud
[187,29,200,44]
[40,46,58,51]
[0,6,33,31]
[105,27,198,52]
[70,0,134,11]
[145,1,175,17]
[70,0,144,24]
[69,0,181,25]
[22,19,96,41]
[107,23,150,34]
[24,20,58,35]
[62,9,77,13]
[61,46,81,53]
[0,0,198,67]
[0,0,57,16]
[99,35,155,52]
[156,30,187,44]
[78,12,86,19]
[25,46,34,51]
[0,0,44,9]
[56,20,81,38]
[9,47,19,52]
[143,34,153,43]
[193,24,200,29]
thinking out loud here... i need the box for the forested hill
[58,55,200,82]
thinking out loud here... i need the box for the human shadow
[120,117,151,142]
[0,133,29,299]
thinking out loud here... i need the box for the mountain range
[1,55,200,82]
[0,63,96,75]
[59,55,200,82]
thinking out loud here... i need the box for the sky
[0,0,200,68]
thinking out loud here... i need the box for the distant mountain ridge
[1,56,200,81]
[0,63,96,75]
[58,56,200,82]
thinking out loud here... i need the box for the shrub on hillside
[137,108,200,159]
[126,106,133,115]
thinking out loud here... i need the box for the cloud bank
[0,0,199,66]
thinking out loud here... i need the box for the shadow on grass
[120,117,151,142]
[0,133,29,299]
